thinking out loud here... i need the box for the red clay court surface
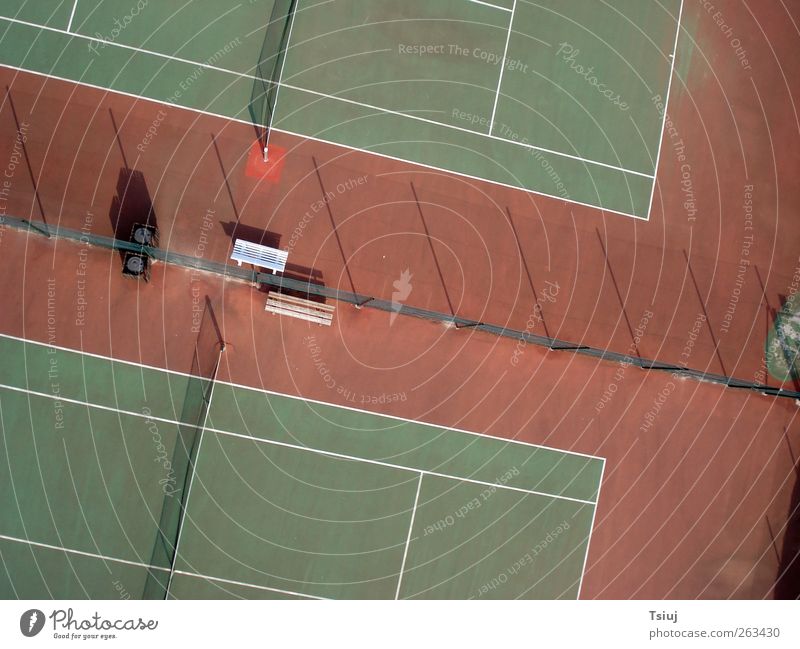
[0,0,799,598]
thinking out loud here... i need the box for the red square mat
[245,142,286,183]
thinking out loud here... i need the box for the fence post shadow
[311,156,357,295]
[4,86,50,236]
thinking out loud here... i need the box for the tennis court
[0,0,682,218]
[0,333,604,599]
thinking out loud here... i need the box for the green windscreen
[142,299,224,599]
[249,0,297,147]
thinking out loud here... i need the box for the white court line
[171,570,326,600]
[228,375,604,460]
[281,81,654,179]
[66,0,79,33]
[0,14,653,181]
[0,63,647,220]
[468,0,513,12]
[0,332,606,460]
[0,16,257,80]
[184,427,599,506]
[271,126,648,219]
[577,457,606,599]
[272,126,648,219]
[645,0,685,221]
[488,0,517,132]
[0,64,257,127]
[0,381,599,505]
[395,473,424,600]
[0,532,169,572]
[0,533,322,599]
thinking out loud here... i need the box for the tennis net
[142,298,225,599]
[249,0,298,161]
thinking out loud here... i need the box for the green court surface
[0,0,683,218]
[0,334,604,599]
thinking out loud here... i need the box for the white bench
[231,238,288,273]
[265,293,335,326]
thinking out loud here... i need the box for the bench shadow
[220,220,281,249]
[109,168,158,262]
[271,263,327,304]
[258,261,326,304]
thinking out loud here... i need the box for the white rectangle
[2,601,797,648]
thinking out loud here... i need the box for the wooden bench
[231,239,288,273]
[265,293,335,326]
